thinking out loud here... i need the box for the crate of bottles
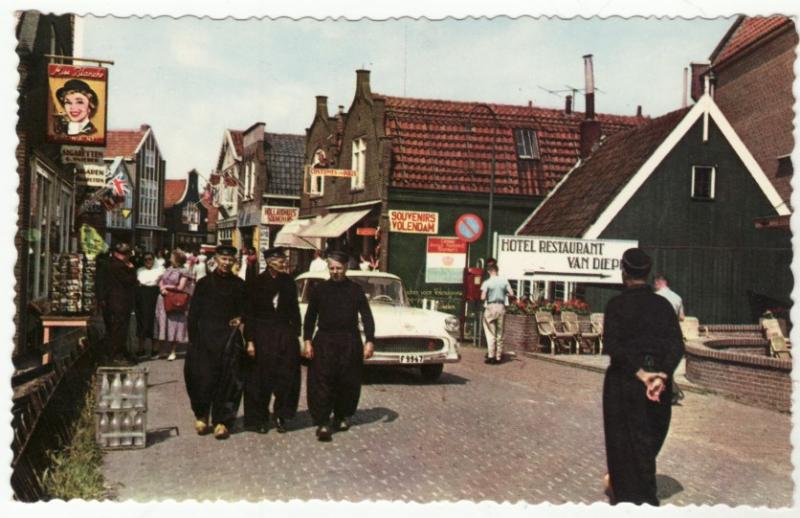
[94,367,148,450]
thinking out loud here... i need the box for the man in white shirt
[480,263,514,364]
[309,250,328,272]
[653,273,685,321]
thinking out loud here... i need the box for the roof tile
[164,179,187,208]
[377,94,643,196]
[712,16,793,67]
[517,107,690,237]
[105,129,146,159]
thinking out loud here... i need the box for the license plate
[399,354,424,364]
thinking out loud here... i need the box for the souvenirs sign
[495,235,638,284]
[306,166,357,178]
[47,64,108,146]
[389,210,439,234]
[261,206,299,225]
[425,237,468,284]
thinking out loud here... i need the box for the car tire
[419,364,443,382]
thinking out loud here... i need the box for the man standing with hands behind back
[302,250,375,442]
[602,248,684,506]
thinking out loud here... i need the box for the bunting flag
[79,223,108,259]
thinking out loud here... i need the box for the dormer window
[514,129,540,159]
[691,165,716,200]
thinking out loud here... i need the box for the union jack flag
[108,173,129,198]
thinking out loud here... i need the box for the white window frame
[309,168,324,197]
[145,149,156,168]
[514,128,540,159]
[691,165,716,200]
[351,138,367,190]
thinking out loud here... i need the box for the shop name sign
[261,206,299,225]
[314,169,356,178]
[389,210,439,234]
[76,164,108,187]
[495,235,638,284]
[61,146,106,164]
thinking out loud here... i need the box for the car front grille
[374,338,445,353]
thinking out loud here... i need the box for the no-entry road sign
[455,213,484,243]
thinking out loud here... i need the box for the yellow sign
[47,64,108,146]
[121,209,132,219]
[389,210,439,234]
[306,165,357,178]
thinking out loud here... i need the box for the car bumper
[366,337,461,365]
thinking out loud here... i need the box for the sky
[79,16,735,179]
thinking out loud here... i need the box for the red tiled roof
[377,95,644,196]
[711,16,793,68]
[105,129,146,159]
[229,129,244,157]
[517,107,690,237]
[164,179,187,209]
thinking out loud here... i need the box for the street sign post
[455,213,484,243]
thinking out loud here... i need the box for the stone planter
[503,313,540,352]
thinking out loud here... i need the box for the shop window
[351,138,367,190]
[309,168,324,196]
[514,129,540,159]
[691,165,715,200]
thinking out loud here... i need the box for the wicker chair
[590,313,604,354]
[560,311,585,354]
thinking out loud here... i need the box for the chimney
[636,105,643,118]
[579,54,602,159]
[338,105,345,115]
[565,95,573,114]
[682,67,689,108]
[528,100,533,108]
[690,62,710,101]
[140,123,150,132]
[583,54,595,119]
[355,69,373,100]
[315,95,329,119]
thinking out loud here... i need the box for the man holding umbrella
[302,250,375,441]
[186,244,246,440]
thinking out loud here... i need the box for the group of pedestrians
[185,245,374,442]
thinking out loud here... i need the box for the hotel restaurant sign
[495,235,638,284]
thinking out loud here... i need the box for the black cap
[263,246,286,260]
[113,242,131,255]
[327,250,349,265]
[215,245,237,257]
[621,248,652,278]
[56,79,98,106]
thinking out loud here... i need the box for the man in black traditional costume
[242,247,302,434]
[185,245,246,440]
[97,242,137,365]
[302,250,375,441]
[602,248,684,506]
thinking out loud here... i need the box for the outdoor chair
[577,317,601,354]
[680,316,700,341]
[761,318,784,340]
[560,311,586,354]
[536,311,575,354]
[769,335,792,360]
[590,313,604,354]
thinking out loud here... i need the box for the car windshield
[298,275,408,306]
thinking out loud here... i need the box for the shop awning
[297,208,371,239]
[273,218,322,250]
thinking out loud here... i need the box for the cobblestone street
[102,346,794,506]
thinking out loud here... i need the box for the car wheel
[419,364,443,381]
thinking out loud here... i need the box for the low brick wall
[684,337,792,413]
[503,314,540,352]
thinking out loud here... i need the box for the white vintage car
[296,270,461,381]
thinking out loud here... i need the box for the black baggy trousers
[307,331,363,426]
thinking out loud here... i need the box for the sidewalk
[522,351,709,394]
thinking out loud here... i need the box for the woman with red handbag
[154,250,194,360]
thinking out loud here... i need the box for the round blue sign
[455,213,484,243]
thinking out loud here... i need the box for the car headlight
[445,315,460,336]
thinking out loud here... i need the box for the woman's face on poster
[63,91,92,123]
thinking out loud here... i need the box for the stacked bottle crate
[95,367,148,449]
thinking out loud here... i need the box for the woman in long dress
[154,250,194,360]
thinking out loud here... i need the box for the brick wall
[685,338,792,412]
[713,25,797,204]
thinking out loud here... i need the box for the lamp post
[466,103,499,259]
[465,103,499,348]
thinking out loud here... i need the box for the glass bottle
[99,413,109,447]
[109,414,120,447]
[133,412,144,447]
[134,372,146,406]
[98,375,110,409]
[110,374,122,409]
[122,374,134,408]
[121,413,132,446]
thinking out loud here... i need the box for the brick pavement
[102,346,794,505]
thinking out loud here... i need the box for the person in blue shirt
[480,263,514,364]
